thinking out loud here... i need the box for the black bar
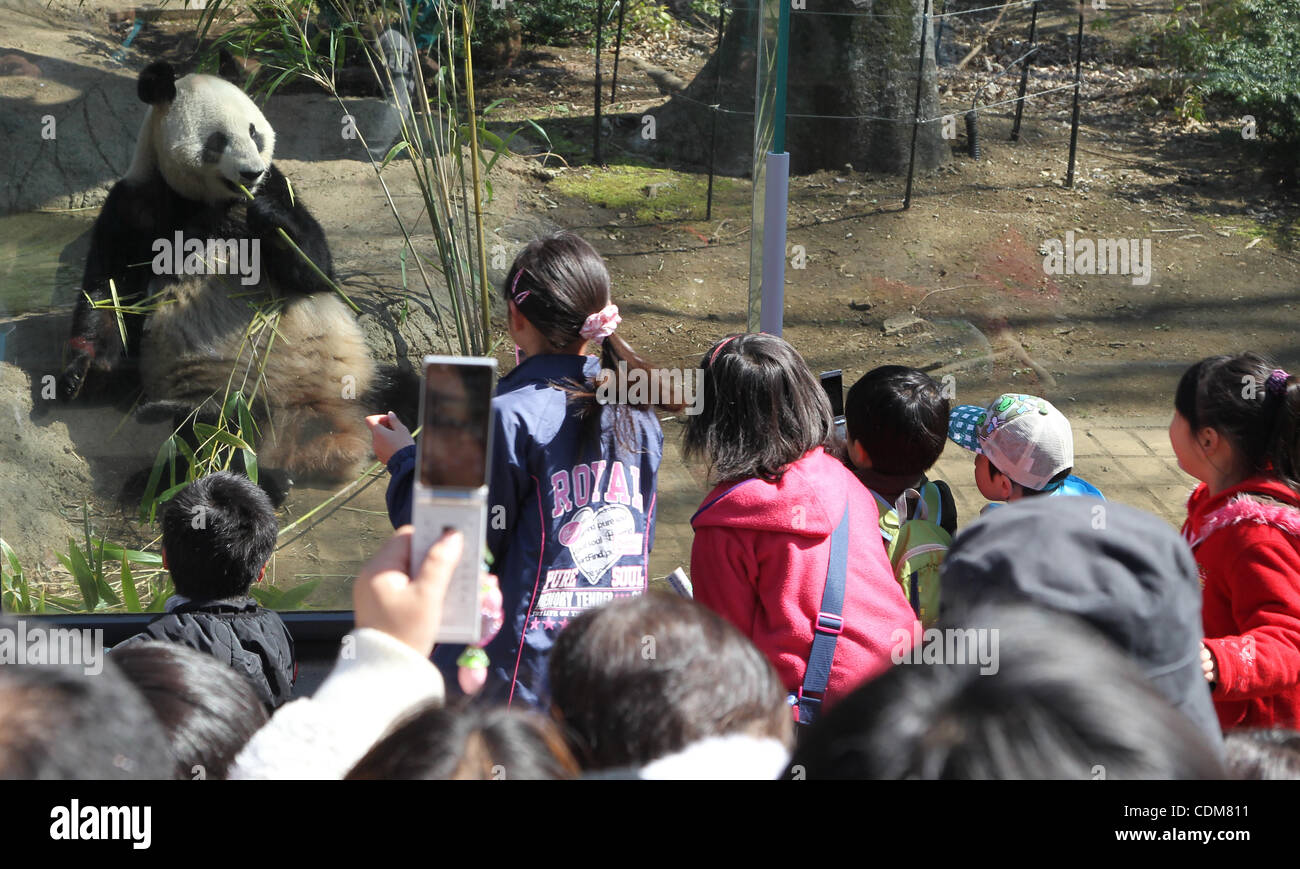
[1010,0,1039,142]
[594,0,604,165]
[20,611,354,651]
[1065,1,1084,188]
[706,4,727,221]
[611,0,626,102]
[903,0,932,210]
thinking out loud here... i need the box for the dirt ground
[2,2,1298,606]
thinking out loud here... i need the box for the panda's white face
[149,74,276,205]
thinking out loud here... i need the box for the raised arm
[245,164,336,297]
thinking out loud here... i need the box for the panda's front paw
[256,468,292,507]
[246,195,286,234]
[58,346,93,401]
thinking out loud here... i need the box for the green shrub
[1150,1,1300,148]
[515,0,604,46]
[1195,1,1300,146]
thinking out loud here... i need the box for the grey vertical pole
[759,152,790,336]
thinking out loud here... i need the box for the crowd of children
[5,231,1300,780]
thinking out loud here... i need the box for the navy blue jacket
[386,353,663,708]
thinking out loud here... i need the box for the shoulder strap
[796,501,850,725]
[871,489,896,543]
[921,480,941,525]
[895,487,927,522]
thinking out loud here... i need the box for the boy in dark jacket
[116,472,295,709]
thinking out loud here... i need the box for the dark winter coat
[116,596,295,709]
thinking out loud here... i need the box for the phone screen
[820,370,844,419]
[419,360,495,489]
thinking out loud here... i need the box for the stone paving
[647,415,1196,580]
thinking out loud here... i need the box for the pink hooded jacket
[1184,475,1300,729]
[690,447,918,711]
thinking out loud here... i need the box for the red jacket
[1183,475,1300,730]
[690,447,918,710]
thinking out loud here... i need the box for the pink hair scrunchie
[580,304,621,344]
[1267,368,1291,397]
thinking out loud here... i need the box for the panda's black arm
[61,181,159,398]
[247,164,336,296]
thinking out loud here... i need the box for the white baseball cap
[947,394,1074,491]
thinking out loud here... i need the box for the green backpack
[871,482,951,627]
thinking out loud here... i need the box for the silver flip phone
[410,355,497,644]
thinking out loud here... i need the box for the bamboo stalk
[462,1,491,352]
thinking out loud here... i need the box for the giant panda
[60,62,374,500]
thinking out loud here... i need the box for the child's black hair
[549,593,792,770]
[1175,352,1300,494]
[0,621,173,780]
[111,643,269,780]
[987,460,1071,497]
[346,701,579,780]
[504,232,681,455]
[161,471,278,600]
[845,365,949,477]
[683,332,835,484]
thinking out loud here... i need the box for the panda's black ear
[138,62,177,105]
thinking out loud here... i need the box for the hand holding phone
[353,526,461,657]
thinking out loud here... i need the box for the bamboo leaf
[193,425,252,451]
[173,434,197,469]
[60,540,98,611]
[1,538,21,577]
[43,595,82,613]
[92,534,118,607]
[107,278,129,351]
[242,448,259,485]
[99,543,163,565]
[1,538,31,613]
[193,422,221,442]
[141,435,179,522]
[120,555,141,613]
[146,578,174,613]
[272,579,319,611]
[380,140,410,170]
[248,586,281,608]
[237,394,260,441]
[155,480,192,508]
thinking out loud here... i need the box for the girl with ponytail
[1170,352,1300,729]
[369,232,676,708]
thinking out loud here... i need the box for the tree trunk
[638,0,946,177]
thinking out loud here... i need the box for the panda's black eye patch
[250,124,264,151]
[201,131,229,164]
